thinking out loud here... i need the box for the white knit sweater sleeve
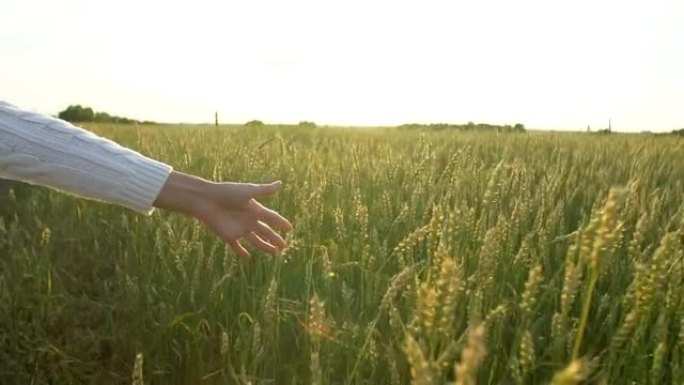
[0,101,173,214]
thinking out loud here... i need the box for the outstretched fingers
[254,221,287,249]
[228,239,250,260]
[246,233,279,255]
[248,181,283,198]
[254,201,292,232]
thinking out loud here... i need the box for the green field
[1,125,683,384]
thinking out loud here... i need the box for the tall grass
[1,125,683,384]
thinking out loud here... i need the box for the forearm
[0,101,172,214]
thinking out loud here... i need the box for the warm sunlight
[4,2,684,384]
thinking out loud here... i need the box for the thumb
[249,181,282,198]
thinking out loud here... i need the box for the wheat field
[1,125,683,384]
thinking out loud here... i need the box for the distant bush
[594,129,613,135]
[245,120,265,128]
[671,129,684,136]
[58,105,94,122]
[298,121,317,129]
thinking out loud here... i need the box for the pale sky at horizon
[1,0,682,132]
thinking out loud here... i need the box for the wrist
[153,171,211,215]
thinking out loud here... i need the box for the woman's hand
[154,171,292,259]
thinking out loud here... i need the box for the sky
[1,0,682,132]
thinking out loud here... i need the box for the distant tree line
[643,129,684,137]
[244,120,317,129]
[57,105,156,124]
[397,122,526,133]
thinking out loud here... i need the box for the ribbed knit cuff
[119,154,173,215]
